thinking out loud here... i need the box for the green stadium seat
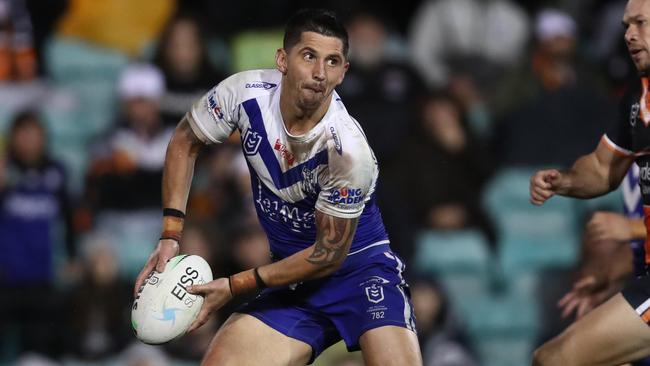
[483,168,580,275]
[414,229,491,275]
[44,37,126,137]
[465,273,540,366]
[45,37,129,83]
[231,30,284,72]
[414,230,493,320]
[93,211,161,281]
[473,334,536,366]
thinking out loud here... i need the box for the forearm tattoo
[306,211,358,266]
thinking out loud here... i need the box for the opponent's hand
[530,169,563,205]
[586,212,633,243]
[186,278,233,332]
[557,275,613,319]
[133,239,179,297]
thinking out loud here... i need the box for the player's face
[624,0,650,73]
[277,32,349,109]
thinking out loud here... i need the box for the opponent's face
[276,32,349,109]
[624,0,650,73]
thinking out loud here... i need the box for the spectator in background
[0,111,75,358]
[400,91,495,247]
[154,14,227,126]
[65,240,131,360]
[336,11,424,257]
[86,63,171,213]
[120,343,170,366]
[338,11,423,167]
[493,9,617,168]
[410,277,478,366]
[408,0,529,89]
[0,0,36,81]
[84,63,174,279]
[218,226,271,316]
[187,143,256,231]
[591,0,634,96]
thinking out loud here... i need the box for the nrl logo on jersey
[631,102,640,127]
[242,129,262,155]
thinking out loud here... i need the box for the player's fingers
[560,297,580,319]
[187,309,210,333]
[557,291,576,307]
[531,190,551,205]
[530,189,550,204]
[133,261,155,298]
[585,218,601,232]
[574,276,596,291]
[155,254,171,273]
[534,186,554,199]
[533,176,551,190]
[576,300,593,319]
[187,283,210,295]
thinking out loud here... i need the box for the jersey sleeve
[316,143,375,219]
[603,89,636,156]
[188,81,238,144]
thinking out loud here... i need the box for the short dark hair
[283,9,349,58]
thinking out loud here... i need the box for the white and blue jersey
[188,69,415,361]
[623,164,646,276]
[188,69,390,269]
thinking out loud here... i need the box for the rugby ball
[131,254,213,344]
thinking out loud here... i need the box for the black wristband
[163,208,186,218]
[254,267,268,289]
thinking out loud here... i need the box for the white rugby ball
[132,254,213,344]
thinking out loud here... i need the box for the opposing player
[133,9,422,366]
[558,165,646,320]
[530,1,650,364]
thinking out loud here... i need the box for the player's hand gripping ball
[132,254,213,344]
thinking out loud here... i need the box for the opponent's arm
[133,115,204,296]
[530,139,635,205]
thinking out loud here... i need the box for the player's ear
[336,61,350,85]
[276,48,288,75]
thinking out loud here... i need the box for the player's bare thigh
[201,312,312,366]
[359,325,423,366]
[533,293,650,366]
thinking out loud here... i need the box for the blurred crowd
[0,0,637,365]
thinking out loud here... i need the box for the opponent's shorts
[620,275,650,366]
[622,275,650,323]
[237,249,417,364]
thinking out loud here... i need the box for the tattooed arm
[255,210,359,286]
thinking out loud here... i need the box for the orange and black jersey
[604,77,650,265]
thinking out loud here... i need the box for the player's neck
[279,89,331,136]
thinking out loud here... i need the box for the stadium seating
[45,36,127,138]
[414,229,492,311]
[230,30,284,72]
[414,228,540,366]
[482,167,580,275]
